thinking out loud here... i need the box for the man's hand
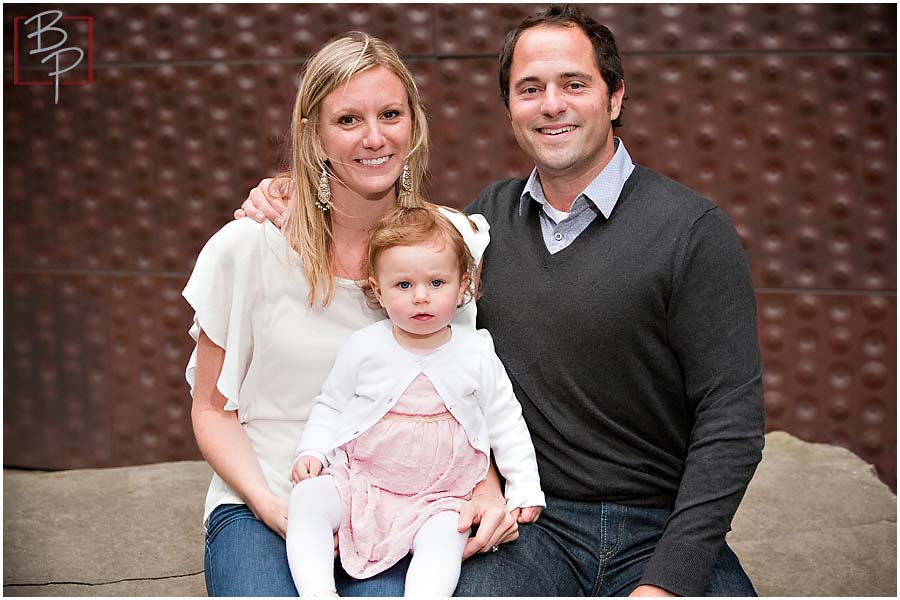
[236,176,291,227]
[516,506,543,523]
[291,456,323,484]
[629,584,675,597]
[458,492,519,559]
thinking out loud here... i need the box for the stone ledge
[3,432,896,597]
[4,461,209,586]
[731,522,896,597]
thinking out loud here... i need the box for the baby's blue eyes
[396,280,444,289]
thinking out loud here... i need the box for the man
[453,5,763,596]
[240,5,764,596]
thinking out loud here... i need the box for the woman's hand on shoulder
[248,492,289,540]
[457,492,519,559]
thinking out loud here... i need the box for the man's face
[508,25,624,183]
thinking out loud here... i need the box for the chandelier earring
[315,164,332,211]
[400,162,412,195]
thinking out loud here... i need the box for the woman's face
[318,66,413,204]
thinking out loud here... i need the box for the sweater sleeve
[640,208,765,595]
[295,338,359,467]
[479,334,546,511]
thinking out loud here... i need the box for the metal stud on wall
[4,4,896,488]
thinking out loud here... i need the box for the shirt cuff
[640,538,718,596]
[296,450,329,469]
[504,487,546,512]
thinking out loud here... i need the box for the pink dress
[328,372,489,579]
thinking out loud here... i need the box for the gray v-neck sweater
[466,165,765,595]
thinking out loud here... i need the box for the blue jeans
[205,498,755,596]
[351,495,756,596]
[204,504,407,596]
[454,495,756,596]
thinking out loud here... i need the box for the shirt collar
[518,137,634,219]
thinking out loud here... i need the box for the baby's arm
[478,337,546,512]
[294,339,360,468]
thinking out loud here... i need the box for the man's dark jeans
[454,494,756,596]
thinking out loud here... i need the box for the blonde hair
[362,206,480,310]
[283,32,430,306]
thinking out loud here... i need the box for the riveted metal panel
[5,62,304,274]
[427,57,531,208]
[107,275,197,465]
[3,4,435,66]
[758,293,896,487]
[434,3,896,55]
[619,53,897,292]
[4,273,114,469]
[4,4,896,488]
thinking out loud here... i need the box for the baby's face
[370,239,466,345]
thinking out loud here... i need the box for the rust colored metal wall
[4,4,896,488]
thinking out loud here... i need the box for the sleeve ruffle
[183,220,260,412]
[438,208,491,330]
[437,207,490,266]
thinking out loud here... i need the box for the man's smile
[538,125,576,136]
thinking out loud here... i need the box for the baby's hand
[291,456,323,485]
[516,506,543,524]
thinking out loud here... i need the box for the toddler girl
[285,206,544,596]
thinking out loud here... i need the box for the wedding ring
[491,544,500,553]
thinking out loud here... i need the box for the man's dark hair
[498,4,625,128]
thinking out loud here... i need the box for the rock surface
[729,431,896,597]
[4,461,209,596]
[4,432,896,596]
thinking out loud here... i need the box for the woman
[185,33,516,596]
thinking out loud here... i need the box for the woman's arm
[191,331,288,538]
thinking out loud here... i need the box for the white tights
[286,475,469,597]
